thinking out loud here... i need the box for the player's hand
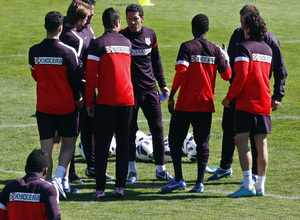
[271,99,281,111]
[222,98,230,108]
[160,86,170,98]
[75,97,84,110]
[222,43,227,52]
[87,105,95,118]
[168,99,175,115]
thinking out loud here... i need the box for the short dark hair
[126,4,143,17]
[67,1,90,26]
[44,11,63,34]
[240,5,259,16]
[25,149,49,173]
[73,0,95,6]
[192,14,209,37]
[244,13,267,41]
[102,7,121,29]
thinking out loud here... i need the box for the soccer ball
[186,134,197,162]
[136,139,154,162]
[164,136,172,162]
[182,132,193,154]
[135,130,148,145]
[109,135,117,156]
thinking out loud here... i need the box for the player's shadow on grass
[65,188,224,202]
[205,181,241,186]
[65,180,225,202]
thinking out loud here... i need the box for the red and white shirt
[29,39,83,115]
[85,31,134,107]
[226,40,273,115]
[0,173,61,220]
[173,38,231,112]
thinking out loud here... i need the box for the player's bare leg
[40,138,55,180]
[254,134,268,195]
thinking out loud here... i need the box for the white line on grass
[0,169,24,174]
[0,116,299,128]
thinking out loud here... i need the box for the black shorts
[36,111,78,140]
[235,110,271,135]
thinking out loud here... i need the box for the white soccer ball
[135,130,148,145]
[136,139,154,162]
[109,135,117,156]
[186,134,197,162]
[164,136,172,162]
[182,132,193,154]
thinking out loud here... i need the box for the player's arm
[85,40,99,118]
[269,37,288,103]
[223,45,249,107]
[45,185,61,220]
[169,43,190,114]
[0,188,8,220]
[150,34,167,89]
[67,49,84,105]
[216,45,232,81]
[0,203,8,220]
[28,48,37,81]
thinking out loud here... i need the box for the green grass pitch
[0,0,299,219]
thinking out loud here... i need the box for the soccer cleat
[207,168,232,181]
[227,186,256,198]
[190,183,204,193]
[155,170,174,182]
[161,179,186,193]
[51,178,67,200]
[256,189,265,196]
[78,142,86,160]
[126,172,138,183]
[240,175,258,185]
[64,185,81,194]
[93,190,105,199]
[85,167,96,178]
[69,172,83,184]
[112,187,124,198]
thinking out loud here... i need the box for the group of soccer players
[0,2,287,219]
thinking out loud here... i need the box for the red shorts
[235,110,271,135]
[36,111,78,140]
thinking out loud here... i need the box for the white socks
[128,161,166,173]
[54,166,66,183]
[129,161,137,173]
[256,176,266,192]
[156,165,166,173]
[242,170,253,189]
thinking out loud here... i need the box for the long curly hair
[244,13,267,41]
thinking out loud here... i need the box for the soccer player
[85,7,134,198]
[208,5,287,183]
[59,0,91,192]
[222,13,274,197]
[161,14,231,193]
[75,0,115,181]
[29,11,83,200]
[0,149,61,220]
[120,4,173,183]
